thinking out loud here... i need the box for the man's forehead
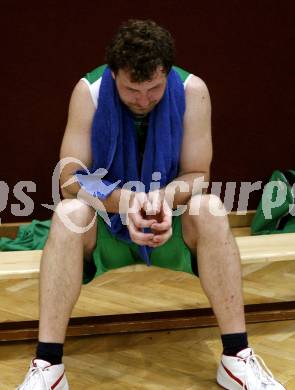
[117,66,167,86]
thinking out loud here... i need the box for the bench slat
[0,250,42,279]
[0,233,294,280]
[236,233,295,263]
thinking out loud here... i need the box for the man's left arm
[163,74,213,209]
[144,75,213,246]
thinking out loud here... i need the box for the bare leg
[181,194,246,334]
[38,199,97,343]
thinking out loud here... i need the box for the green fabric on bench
[251,169,295,235]
[0,219,96,283]
[0,220,50,251]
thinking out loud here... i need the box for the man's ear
[111,71,116,80]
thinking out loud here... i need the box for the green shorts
[83,215,198,284]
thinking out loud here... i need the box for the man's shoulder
[172,65,191,84]
[184,74,209,101]
[172,67,208,96]
[80,65,107,108]
[83,64,107,84]
[183,74,211,128]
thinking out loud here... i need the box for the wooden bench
[1,212,295,280]
[0,211,294,341]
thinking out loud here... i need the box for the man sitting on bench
[17,19,285,390]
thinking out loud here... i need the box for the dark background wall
[1,0,293,222]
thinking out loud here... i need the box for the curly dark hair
[106,19,175,82]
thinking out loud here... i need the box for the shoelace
[242,353,276,389]
[17,365,48,390]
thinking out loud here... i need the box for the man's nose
[136,94,150,108]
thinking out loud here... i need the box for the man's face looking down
[112,66,167,115]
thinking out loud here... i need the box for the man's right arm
[59,80,132,213]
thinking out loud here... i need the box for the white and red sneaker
[16,359,69,390]
[217,348,286,389]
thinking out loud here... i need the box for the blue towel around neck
[76,66,185,264]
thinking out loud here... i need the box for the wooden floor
[0,260,294,388]
[1,320,294,389]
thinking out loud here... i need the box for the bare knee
[185,194,230,237]
[188,194,227,218]
[49,199,97,253]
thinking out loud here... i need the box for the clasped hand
[127,190,172,247]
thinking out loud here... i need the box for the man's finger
[145,192,162,215]
[128,219,155,244]
[151,221,170,232]
[129,212,156,229]
[150,228,173,247]
[154,227,172,241]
